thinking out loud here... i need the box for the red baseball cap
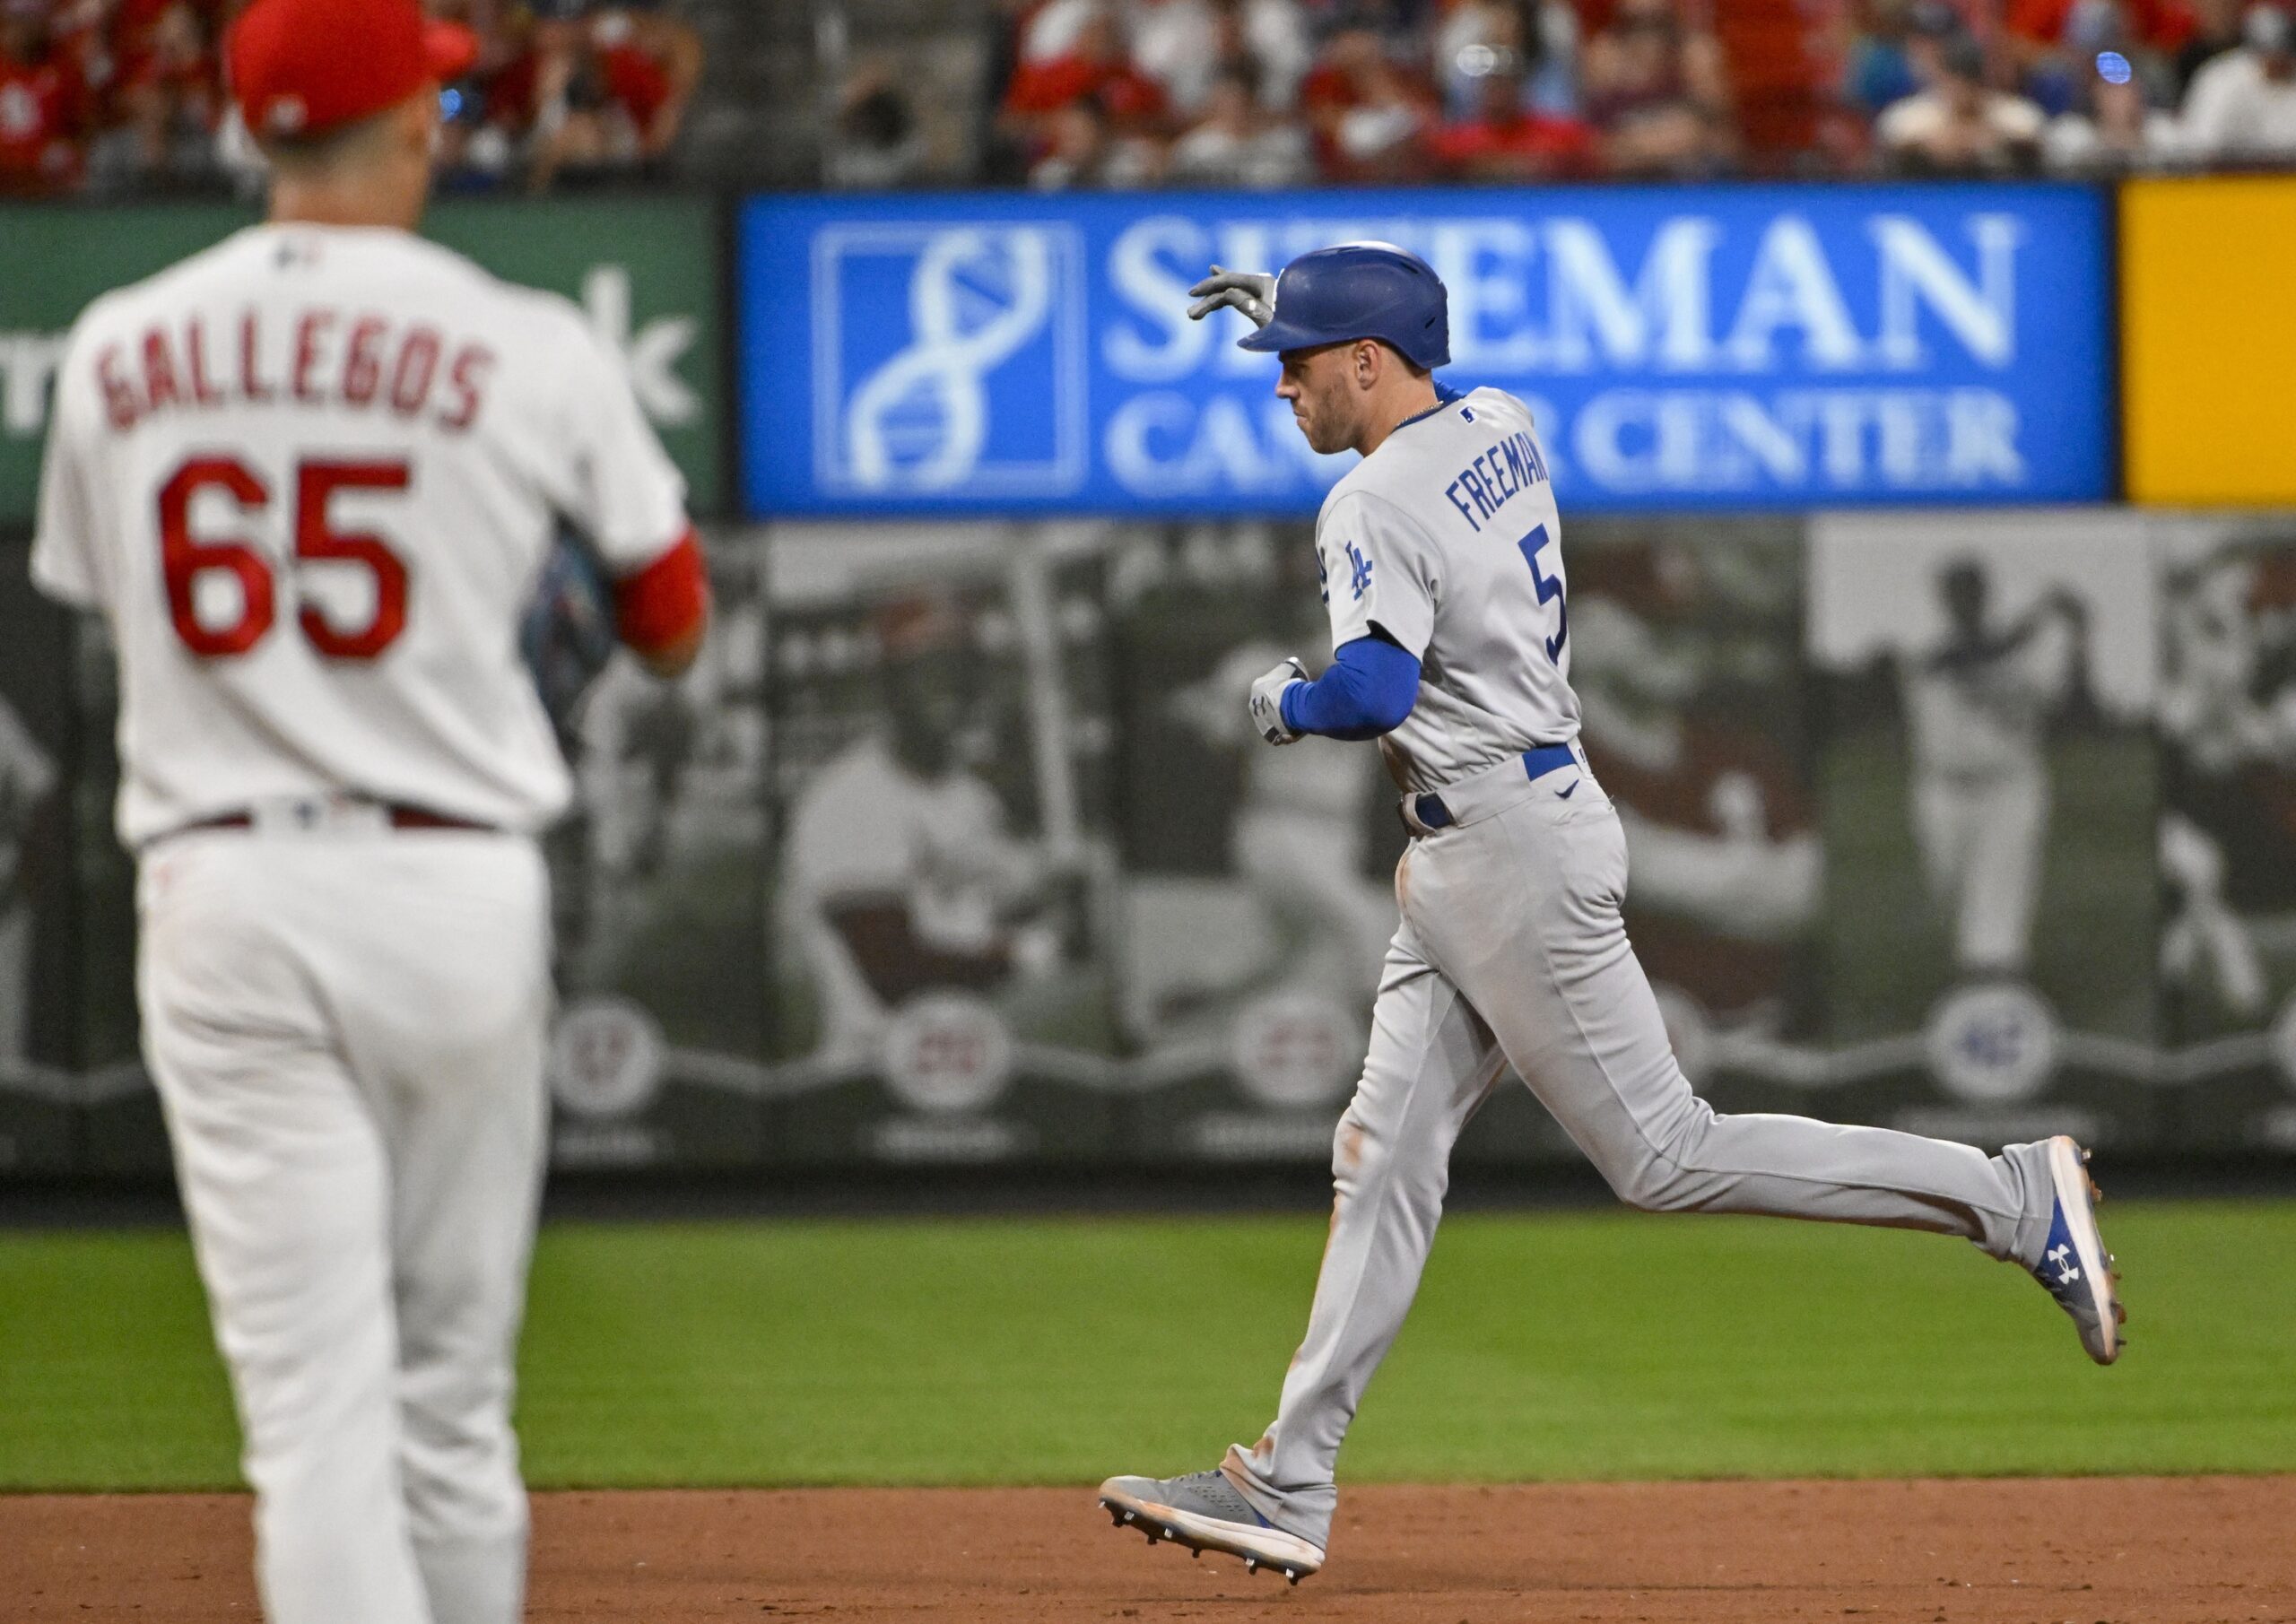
[228,0,480,140]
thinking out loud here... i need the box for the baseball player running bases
[31,0,708,1619]
[1099,245,2123,1584]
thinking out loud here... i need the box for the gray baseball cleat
[2030,1135,2125,1366]
[1098,1468,1326,1584]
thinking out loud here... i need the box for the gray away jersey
[1312,386,1578,795]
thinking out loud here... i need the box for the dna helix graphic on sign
[842,228,1058,491]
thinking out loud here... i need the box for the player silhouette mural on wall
[784,594,1065,1067]
[1901,557,2096,980]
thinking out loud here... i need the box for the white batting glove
[1187,265,1278,328]
[1248,657,1309,746]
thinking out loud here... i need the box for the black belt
[1406,742,1578,833]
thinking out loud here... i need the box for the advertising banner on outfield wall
[0,196,726,521]
[2121,178,2296,508]
[738,184,2113,518]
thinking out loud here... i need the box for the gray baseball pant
[1222,769,2056,1549]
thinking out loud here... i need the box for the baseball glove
[522,530,621,734]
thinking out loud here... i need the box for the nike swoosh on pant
[1556,780,1578,799]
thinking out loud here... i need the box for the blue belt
[1409,743,1578,832]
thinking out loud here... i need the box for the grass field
[3,1201,2292,1493]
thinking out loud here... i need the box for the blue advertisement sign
[738,185,2111,517]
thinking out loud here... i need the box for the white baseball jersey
[31,222,690,846]
[1312,386,1578,795]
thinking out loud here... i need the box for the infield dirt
[11,1477,2293,1621]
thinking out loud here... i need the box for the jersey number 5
[1517,523,1568,664]
[158,456,411,660]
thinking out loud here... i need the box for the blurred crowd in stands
[831,0,2296,187]
[5,0,2295,195]
[0,0,700,196]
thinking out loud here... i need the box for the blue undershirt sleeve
[1279,633,1422,742]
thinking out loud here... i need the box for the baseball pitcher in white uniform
[1098,245,2123,1583]
[30,1,708,1619]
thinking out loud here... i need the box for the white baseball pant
[1222,767,2054,1548]
[138,825,552,1624]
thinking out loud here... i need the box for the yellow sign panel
[2122,177,2296,506]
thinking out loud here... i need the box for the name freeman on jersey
[94,308,494,436]
[1441,428,1551,534]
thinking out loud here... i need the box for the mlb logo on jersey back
[813,222,1088,499]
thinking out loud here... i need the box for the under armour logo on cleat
[2047,1243,2080,1286]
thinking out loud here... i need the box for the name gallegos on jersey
[32,223,690,846]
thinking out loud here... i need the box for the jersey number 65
[158,454,412,662]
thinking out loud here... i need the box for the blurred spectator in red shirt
[1428,48,1598,176]
[529,3,703,191]
[421,0,548,184]
[1004,8,1170,121]
[1002,7,1171,178]
[0,0,89,195]
[1166,58,1312,183]
[1300,22,1438,178]
[1582,0,1735,175]
[104,0,224,187]
[596,6,698,146]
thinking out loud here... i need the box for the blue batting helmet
[1237,242,1450,370]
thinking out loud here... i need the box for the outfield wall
[2,181,2292,1179]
